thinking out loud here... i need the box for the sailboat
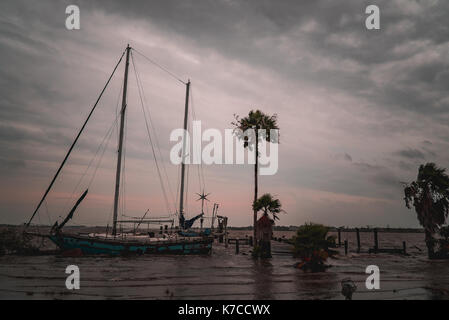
[24,45,214,255]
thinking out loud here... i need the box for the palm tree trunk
[425,229,435,259]
[253,131,258,247]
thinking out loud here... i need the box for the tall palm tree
[253,193,284,221]
[232,110,279,244]
[404,163,449,258]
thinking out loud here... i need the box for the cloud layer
[1,0,449,227]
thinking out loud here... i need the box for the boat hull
[49,233,213,255]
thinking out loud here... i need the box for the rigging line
[61,87,123,217]
[60,115,120,218]
[44,199,51,226]
[131,48,187,85]
[196,151,202,192]
[26,49,126,227]
[190,87,203,192]
[119,79,129,219]
[119,99,127,218]
[185,161,190,215]
[190,86,206,192]
[190,85,205,192]
[74,123,116,227]
[132,53,171,214]
[175,164,181,216]
[130,52,172,214]
[132,53,177,209]
[87,115,119,189]
[115,79,124,149]
[185,107,195,216]
[140,80,177,210]
[60,114,119,227]
[121,102,129,217]
[36,204,42,228]
[106,190,114,233]
[114,79,124,219]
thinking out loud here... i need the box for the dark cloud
[350,160,401,194]
[344,153,352,162]
[398,160,413,171]
[80,0,449,123]
[395,148,425,160]
[353,161,384,171]
[333,152,352,162]
[0,157,26,169]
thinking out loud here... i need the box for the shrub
[0,228,38,255]
[292,223,336,271]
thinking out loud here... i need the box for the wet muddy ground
[0,230,448,300]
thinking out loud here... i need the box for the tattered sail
[52,189,88,233]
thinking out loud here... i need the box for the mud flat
[0,229,448,300]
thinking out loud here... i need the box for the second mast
[112,44,131,236]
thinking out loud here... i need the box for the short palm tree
[253,193,284,221]
[404,163,449,258]
[292,223,336,272]
[232,110,279,244]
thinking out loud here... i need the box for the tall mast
[179,80,190,227]
[112,44,131,236]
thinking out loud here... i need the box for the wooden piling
[344,240,348,255]
[235,239,239,254]
[402,241,406,255]
[224,218,228,248]
[249,236,253,246]
[356,228,361,253]
[374,228,378,253]
[338,228,342,247]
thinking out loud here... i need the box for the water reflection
[252,258,274,299]
[422,260,449,300]
[294,269,339,299]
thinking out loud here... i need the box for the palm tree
[292,223,336,272]
[232,110,279,245]
[253,193,284,221]
[404,163,449,258]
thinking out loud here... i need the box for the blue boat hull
[49,233,213,255]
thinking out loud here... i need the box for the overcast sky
[1,0,449,227]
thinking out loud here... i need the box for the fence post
[402,241,406,255]
[356,228,361,253]
[338,228,342,247]
[224,218,228,248]
[374,228,378,253]
[344,240,348,255]
[236,239,239,254]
